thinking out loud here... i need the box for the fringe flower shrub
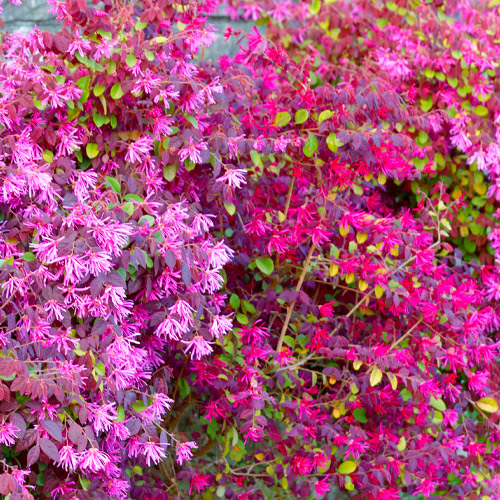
[0,0,498,499]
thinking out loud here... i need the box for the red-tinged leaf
[0,473,16,495]
[41,420,63,443]
[181,262,192,287]
[0,382,10,402]
[26,445,40,467]
[77,434,88,453]
[68,423,83,445]
[10,413,26,439]
[42,31,52,49]
[79,405,88,424]
[39,438,60,462]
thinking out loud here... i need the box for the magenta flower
[87,403,118,434]
[0,421,20,446]
[182,335,214,360]
[141,441,168,466]
[217,168,247,188]
[178,136,208,165]
[175,441,198,465]
[314,478,331,499]
[59,445,79,471]
[189,471,211,495]
[78,448,110,473]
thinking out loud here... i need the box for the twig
[276,243,315,352]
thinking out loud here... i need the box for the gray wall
[0,1,252,60]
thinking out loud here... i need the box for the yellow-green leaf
[337,461,357,475]
[477,397,499,413]
[110,83,124,99]
[126,54,137,67]
[387,373,398,390]
[370,367,383,387]
[295,109,309,124]
[86,143,99,159]
[93,84,106,97]
[309,0,321,15]
[353,359,362,371]
[474,105,489,117]
[42,150,54,163]
[303,133,318,157]
[274,111,291,127]
[224,202,236,216]
[318,110,334,124]
[397,436,407,451]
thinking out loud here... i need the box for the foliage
[0,0,498,499]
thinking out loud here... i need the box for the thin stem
[276,243,315,352]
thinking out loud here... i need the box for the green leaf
[274,111,291,127]
[86,143,99,159]
[122,202,134,216]
[110,83,124,99]
[126,53,137,67]
[250,149,263,168]
[430,395,447,412]
[352,408,368,423]
[178,378,191,397]
[93,113,106,128]
[224,202,236,216]
[76,75,90,91]
[132,400,146,412]
[295,109,309,124]
[309,0,321,15]
[318,109,334,124]
[230,294,241,309]
[33,97,46,111]
[337,461,357,475]
[241,300,256,314]
[327,132,339,153]
[303,133,318,157]
[79,476,91,491]
[185,113,199,129]
[420,97,433,112]
[124,194,142,203]
[139,215,155,227]
[135,20,148,30]
[236,313,249,325]
[473,105,489,117]
[163,164,178,182]
[22,252,36,262]
[94,361,105,376]
[93,84,106,97]
[105,176,121,194]
[107,61,117,75]
[255,257,274,276]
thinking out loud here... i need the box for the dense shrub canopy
[0,0,498,499]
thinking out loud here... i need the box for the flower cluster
[0,0,498,499]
